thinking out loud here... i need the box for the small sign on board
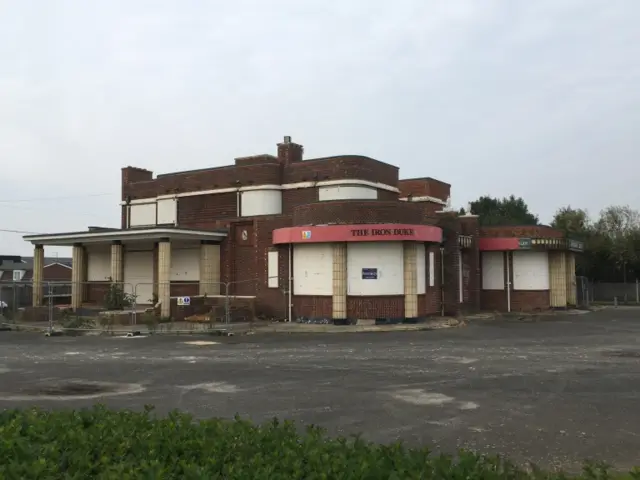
[361,268,378,280]
[518,238,532,249]
[177,297,191,306]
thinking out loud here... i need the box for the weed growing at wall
[0,406,635,478]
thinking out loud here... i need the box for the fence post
[224,283,230,324]
[47,282,53,334]
[636,279,639,304]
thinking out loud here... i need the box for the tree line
[460,196,640,283]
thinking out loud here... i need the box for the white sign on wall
[177,297,191,306]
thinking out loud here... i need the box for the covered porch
[23,227,227,318]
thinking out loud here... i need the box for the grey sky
[1,0,639,257]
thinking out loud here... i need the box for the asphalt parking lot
[1,308,639,471]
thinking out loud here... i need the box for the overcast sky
[1,0,639,257]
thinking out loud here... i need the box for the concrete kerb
[2,318,464,336]
[253,317,465,334]
[464,308,597,324]
[0,322,251,337]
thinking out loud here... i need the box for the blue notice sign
[362,268,378,279]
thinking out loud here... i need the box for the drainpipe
[235,180,241,217]
[440,246,445,316]
[124,196,131,228]
[288,244,293,322]
[506,251,512,312]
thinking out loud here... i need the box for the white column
[110,241,124,283]
[32,244,44,307]
[332,243,347,320]
[158,239,171,318]
[71,243,85,311]
[404,242,418,318]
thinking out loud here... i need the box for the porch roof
[23,227,228,246]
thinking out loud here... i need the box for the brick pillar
[459,215,481,312]
[110,241,124,283]
[332,243,347,320]
[437,212,462,316]
[158,239,171,318]
[566,252,577,306]
[549,251,567,308]
[200,241,221,295]
[403,242,418,318]
[32,244,44,307]
[71,243,85,311]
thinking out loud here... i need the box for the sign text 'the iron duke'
[350,228,416,237]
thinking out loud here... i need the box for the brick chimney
[121,166,153,200]
[277,136,304,165]
[122,166,153,185]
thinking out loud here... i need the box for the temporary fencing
[0,277,291,334]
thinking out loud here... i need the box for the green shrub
[104,280,136,310]
[0,406,634,479]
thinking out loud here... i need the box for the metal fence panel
[576,276,590,308]
[590,281,640,304]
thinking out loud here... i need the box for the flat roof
[23,227,228,246]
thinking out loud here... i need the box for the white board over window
[512,251,549,290]
[293,244,332,295]
[129,203,156,227]
[170,248,200,281]
[318,185,378,201]
[268,250,279,288]
[482,251,504,290]
[347,242,403,296]
[87,250,111,281]
[157,198,177,225]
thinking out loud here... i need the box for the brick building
[23,136,582,320]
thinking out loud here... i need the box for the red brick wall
[398,178,451,201]
[480,290,508,311]
[460,216,481,312]
[43,264,72,281]
[293,296,332,319]
[482,289,550,312]
[347,296,404,319]
[283,156,398,186]
[178,193,237,228]
[282,188,317,215]
[123,155,399,201]
[170,282,199,297]
[293,200,435,226]
[511,291,550,311]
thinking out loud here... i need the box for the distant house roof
[0,257,72,271]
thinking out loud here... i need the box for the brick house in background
[22,136,582,321]
[0,256,72,308]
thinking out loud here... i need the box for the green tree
[469,195,539,226]
[552,206,598,278]
[594,205,640,283]
[551,206,591,238]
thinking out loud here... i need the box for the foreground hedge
[0,406,634,479]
